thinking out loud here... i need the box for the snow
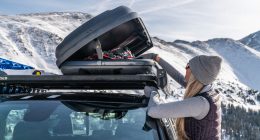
[206,38,260,91]
[0,12,91,74]
[240,30,260,51]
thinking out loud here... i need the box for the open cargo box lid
[56,6,153,67]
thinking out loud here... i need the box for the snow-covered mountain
[0,12,91,73]
[240,30,260,51]
[0,12,259,109]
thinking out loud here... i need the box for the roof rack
[0,68,167,94]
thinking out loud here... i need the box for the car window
[4,108,27,140]
[0,101,157,140]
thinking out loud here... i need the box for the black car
[0,90,176,140]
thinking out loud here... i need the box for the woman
[140,54,222,140]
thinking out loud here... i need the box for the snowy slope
[206,38,260,90]
[0,12,91,73]
[0,12,259,110]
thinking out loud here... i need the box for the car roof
[0,92,148,109]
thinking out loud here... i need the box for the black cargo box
[60,59,155,75]
[56,6,154,75]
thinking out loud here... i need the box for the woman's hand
[144,86,160,112]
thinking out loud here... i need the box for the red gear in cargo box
[85,47,134,60]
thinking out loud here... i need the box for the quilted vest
[184,90,221,140]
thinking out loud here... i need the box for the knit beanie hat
[188,55,222,85]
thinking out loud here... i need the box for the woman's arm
[147,95,210,120]
[156,56,186,87]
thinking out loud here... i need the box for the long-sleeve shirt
[147,58,211,120]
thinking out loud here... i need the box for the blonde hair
[176,73,204,140]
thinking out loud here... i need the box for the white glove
[144,86,161,111]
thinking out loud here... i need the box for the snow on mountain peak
[240,30,260,51]
[205,38,260,91]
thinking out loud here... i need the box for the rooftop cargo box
[56,6,154,75]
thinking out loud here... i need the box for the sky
[0,0,260,41]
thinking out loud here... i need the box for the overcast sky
[1,0,260,41]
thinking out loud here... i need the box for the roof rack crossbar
[0,74,165,92]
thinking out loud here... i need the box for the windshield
[0,100,157,140]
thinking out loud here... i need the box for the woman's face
[185,64,191,83]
